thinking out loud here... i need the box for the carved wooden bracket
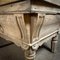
[14,13,45,50]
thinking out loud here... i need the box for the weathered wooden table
[0,0,60,60]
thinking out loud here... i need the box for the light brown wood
[0,0,17,5]
[0,1,30,13]
[0,0,60,60]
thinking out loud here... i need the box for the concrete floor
[0,34,60,60]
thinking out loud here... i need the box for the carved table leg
[51,33,58,53]
[24,46,36,60]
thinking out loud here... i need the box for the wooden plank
[31,5,60,14]
[0,14,22,46]
[0,0,23,5]
[0,1,30,13]
[45,0,60,6]
[39,15,59,39]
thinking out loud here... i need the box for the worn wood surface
[39,15,59,39]
[44,0,60,6]
[0,1,60,60]
[0,14,22,46]
[0,0,23,5]
[0,1,30,13]
[0,13,59,48]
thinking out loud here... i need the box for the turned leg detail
[24,46,36,60]
[51,33,58,53]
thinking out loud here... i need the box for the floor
[0,34,60,60]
